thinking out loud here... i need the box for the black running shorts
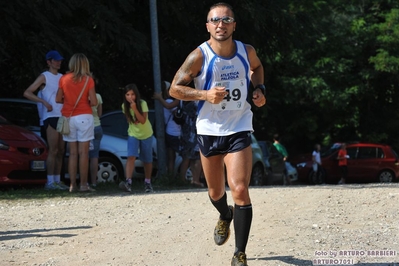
[197,131,252,157]
[44,117,60,130]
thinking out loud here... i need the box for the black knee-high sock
[210,192,232,220]
[234,203,253,254]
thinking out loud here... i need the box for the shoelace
[216,220,229,235]
[145,184,152,191]
[235,253,246,263]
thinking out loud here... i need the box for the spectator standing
[169,3,266,265]
[23,50,68,190]
[312,143,324,184]
[37,88,47,142]
[273,134,291,185]
[89,93,103,187]
[119,84,154,193]
[56,53,98,192]
[337,143,348,184]
[153,81,181,176]
[179,101,203,187]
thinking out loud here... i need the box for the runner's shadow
[0,226,92,241]
[249,255,312,265]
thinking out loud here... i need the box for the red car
[0,116,48,185]
[293,142,399,184]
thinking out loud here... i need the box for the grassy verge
[0,175,206,201]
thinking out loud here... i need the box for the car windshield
[391,147,399,160]
[0,100,40,128]
[321,143,341,157]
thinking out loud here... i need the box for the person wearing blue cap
[23,50,68,190]
[45,50,64,61]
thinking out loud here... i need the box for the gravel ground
[1,183,399,266]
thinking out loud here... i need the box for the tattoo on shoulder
[180,50,200,80]
[173,49,204,99]
[175,51,198,84]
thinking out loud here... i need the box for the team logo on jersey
[222,65,234,71]
[221,71,239,80]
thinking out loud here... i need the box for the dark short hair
[209,2,235,17]
[273,134,280,141]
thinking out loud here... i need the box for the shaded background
[1,0,399,155]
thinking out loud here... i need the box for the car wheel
[378,170,394,183]
[289,172,298,182]
[250,163,265,186]
[97,156,124,183]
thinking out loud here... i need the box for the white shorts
[63,114,94,142]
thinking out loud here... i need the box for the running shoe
[55,181,69,190]
[119,181,131,192]
[214,205,233,245]
[44,183,62,190]
[144,182,153,193]
[231,252,247,266]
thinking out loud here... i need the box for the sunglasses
[207,16,235,25]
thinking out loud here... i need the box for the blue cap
[45,50,64,60]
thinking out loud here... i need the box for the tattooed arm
[170,48,227,104]
[170,48,204,101]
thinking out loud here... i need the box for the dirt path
[1,183,399,265]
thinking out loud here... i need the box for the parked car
[0,98,42,137]
[293,142,399,184]
[99,109,175,183]
[247,135,267,186]
[257,141,298,185]
[0,115,48,185]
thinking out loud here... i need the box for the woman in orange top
[56,53,97,192]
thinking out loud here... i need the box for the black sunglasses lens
[211,17,221,23]
[209,17,234,24]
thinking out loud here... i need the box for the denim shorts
[89,125,103,158]
[127,135,153,163]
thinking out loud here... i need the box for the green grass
[0,176,204,201]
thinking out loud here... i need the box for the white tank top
[194,40,253,136]
[41,71,63,120]
[164,98,181,137]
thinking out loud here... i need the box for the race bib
[211,79,247,111]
